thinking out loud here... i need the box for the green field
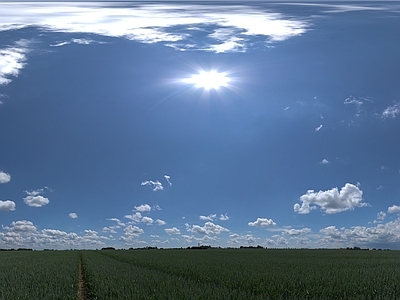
[1,249,400,299]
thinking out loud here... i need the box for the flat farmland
[2,249,400,299]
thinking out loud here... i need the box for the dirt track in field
[78,258,89,300]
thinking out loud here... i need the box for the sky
[1,1,400,250]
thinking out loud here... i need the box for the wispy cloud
[199,214,217,221]
[219,213,229,221]
[164,175,172,186]
[0,3,309,53]
[141,180,163,191]
[165,227,180,235]
[382,103,400,119]
[315,125,323,132]
[294,183,368,214]
[0,40,30,85]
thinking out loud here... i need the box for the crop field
[1,249,400,299]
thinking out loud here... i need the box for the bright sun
[184,70,230,90]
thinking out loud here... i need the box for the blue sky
[1,1,400,249]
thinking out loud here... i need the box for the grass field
[1,249,400,299]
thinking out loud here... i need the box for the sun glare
[184,70,230,90]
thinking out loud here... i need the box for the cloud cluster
[141,180,163,191]
[0,40,30,85]
[294,183,367,214]
[248,218,276,228]
[0,3,309,53]
[23,189,50,207]
[382,103,400,119]
[186,222,229,235]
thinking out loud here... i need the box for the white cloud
[165,227,180,235]
[141,216,153,225]
[124,225,144,237]
[69,212,78,219]
[388,205,400,214]
[0,200,16,211]
[283,228,311,235]
[382,103,400,119]
[164,175,172,186]
[315,125,323,132]
[155,219,166,226]
[0,171,11,183]
[4,220,37,232]
[107,218,125,227]
[187,222,229,235]
[23,189,50,207]
[320,159,330,165]
[124,212,142,223]
[102,227,117,234]
[134,204,151,212]
[294,183,367,214]
[199,214,217,221]
[377,211,386,221]
[0,40,29,85]
[248,218,276,228]
[0,3,309,53]
[219,213,229,221]
[344,96,364,106]
[141,180,163,191]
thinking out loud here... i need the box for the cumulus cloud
[319,218,400,247]
[382,103,400,119]
[164,175,172,186]
[4,220,37,232]
[165,227,180,235]
[102,227,117,234]
[199,214,217,221]
[294,183,367,214]
[187,222,229,235]
[134,204,152,212]
[141,180,163,191]
[69,212,78,219]
[0,40,30,85]
[0,200,16,211]
[155,219,166,226]
[283,228,311,235]
[124,212,142,223]
[248,218,276,228]
[141,216,154,225]
[23,189,50,207]
[124,225,144,237]
[219,213,229,221]
[388,205,400,214]
[0,171,11,183]
[0,3,309,53]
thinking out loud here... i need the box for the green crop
[0,250,79,300]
